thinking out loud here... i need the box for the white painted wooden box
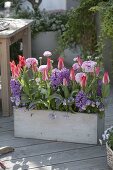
[14,108,104,144]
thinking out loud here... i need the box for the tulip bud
[102,72,110,85]
[70,68,75,81]
[80,75,87,88]
[18,55,26,67]
[63,78,68,86]
[95,67,100,76]
[47,58,52,70]
[43,68,49,81]
[58,57,64,70]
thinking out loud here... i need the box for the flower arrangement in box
[10,51,109,116]
[100,126,113,169]
[10,51,110,144]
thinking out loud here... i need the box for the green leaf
[102,84,110,98]
[49,93,63,101]
[62,86,70,99]
[28,100,49,110]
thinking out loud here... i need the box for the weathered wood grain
[1,142,93,161]
[1,145,106,169]
[14,108,104,144]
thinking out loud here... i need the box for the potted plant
[13,6,68,58]
[100,126,113,169]
[10,51,110,144]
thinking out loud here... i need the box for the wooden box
[14,108,104,144]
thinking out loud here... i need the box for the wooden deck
[0,91,113,170]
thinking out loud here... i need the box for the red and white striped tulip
[43,68,49,81]
[95,67,100,76]
[47,58,52,70]
[18,55,26,67]
[58,57,64,70]
[63,78,68,86]
[80,75,87,88]
[70,68,75,81]
[102,72,110,85]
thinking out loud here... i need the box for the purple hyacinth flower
[10,79,21,106]
[50,68,62,89]
[60,68,70,83]
[75,91,88,111]
[97,80,102,96]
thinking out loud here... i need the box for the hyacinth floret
[75,91,88,111]
[50,68,62,88]
[10,79,21,106]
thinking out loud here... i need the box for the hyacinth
[75,91,88,111]
[10,79,21,106]
[50,68,62,88]
[97,80,102,96]
[60,68,70,83]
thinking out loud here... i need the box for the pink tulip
[102,72,110,84]
[95,67,100,76]
[47,58,52,70]
[58,57,64,70]
[10,61,21,78]
[70,68,75,81]
[63,78,68,86]
[18,55,26,67]
[43,68,49,81]
[73,56,83,66]
[32,62,38,72]
[80,75,87,88]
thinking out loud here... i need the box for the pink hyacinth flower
[43,51,52,57]
[102,72,110,84]
[81,60,97,73]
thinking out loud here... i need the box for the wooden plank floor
[0,91,113,170]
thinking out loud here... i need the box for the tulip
[70,68,75,81]
[95,67,100,76]
[47,58,52,70]
[80,75,87,88]
[18,55,26,67]
[63,78,68,86]
[102,72,110,84]
[58,57,64,70]
[10,61,16,71]
[32,62,38,72]
[10,61,21,78]
[73,56,83,66]
[43,68,49,81]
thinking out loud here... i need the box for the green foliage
[91,0,113,52]
[13,6,69,37]
[59,0,103,55]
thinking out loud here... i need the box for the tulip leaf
[102,84,110,98]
